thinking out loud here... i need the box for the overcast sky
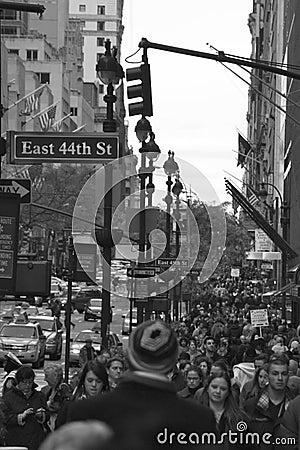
[121,0,253,204]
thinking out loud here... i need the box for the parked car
[121,309,137,335]
[73,286,102,313]
[0,315,46,369]
[28,315,63,360]
[69,329,120,366]
[83,298,113,322]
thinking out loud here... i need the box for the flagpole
[73,124,86,132]
[7,84,46,111]
[51,112,72,130]
[232,149,262,165]
[21,100,60,128]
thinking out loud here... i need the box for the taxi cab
[0,314,46,369]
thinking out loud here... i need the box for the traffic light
[57,237,66,252]
[126,63,153,117]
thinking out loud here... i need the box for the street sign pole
[64,237,75,385]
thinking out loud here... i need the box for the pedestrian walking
[67,320,216,450]
[41,364,72,431]
[2,366,49,450]
[243,354,294,450]
[197,372,250,449]
[106,356,125,391]
[79,338,97,367]
[56,359,109,429]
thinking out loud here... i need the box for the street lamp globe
[172,176,183,197]
[142,132,161,161]
[163,150,179,176]
[135,117,152,142]
[96,39,118,85]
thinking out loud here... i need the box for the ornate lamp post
[95,39,124,348]
[172,174,183,320]
[136,129,160,323]
[162,151,179,321]
[163,151,179,257]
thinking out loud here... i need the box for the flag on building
[17,165,31,179]
[32,175,44,190]
[23,93,39,115]
[38,105,57,131]
[51,121,62,132]
[247,186,260,207]
[50,112,72,132]
[237,133,251,167]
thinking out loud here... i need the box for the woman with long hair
[72,359,109,400]
[56,359,109,428]
[240,363,269,408]
[197,372,250,449]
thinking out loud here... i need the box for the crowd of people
[0,272,300,449]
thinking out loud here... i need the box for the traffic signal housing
[57,237,66,252]
[126,63,153,117]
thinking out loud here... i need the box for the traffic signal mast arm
[0,1,45,15]
[139,37,300,81]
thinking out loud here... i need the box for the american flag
[17,165,31,179]
[32,175,44,190]
[23,93,39,115]
[38,105,57,131]
[51,121,62,132]
[247,186,260,207]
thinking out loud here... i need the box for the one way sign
[0,179,31,203]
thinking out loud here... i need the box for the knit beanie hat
[127,320,178,374]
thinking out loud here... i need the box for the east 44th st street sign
[156,258,189,268]
[0,179,31,203]
[7,132,119,164]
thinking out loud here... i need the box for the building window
[70,107,78,116]
[36,72,50,84]
[97,21,105,31]
[0,10,17,19]
[8,49,19,55]
[97,37,104,47]
[97,5,105,15]
[79,4,86,12]
[1,27,17,34]
[99,85,104,94]
[80,21,86,28]
[26,50,38,61]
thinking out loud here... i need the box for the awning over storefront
[225,179,298,259]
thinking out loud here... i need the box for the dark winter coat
[67,371,217,450]
[243,388,294,450]
[3,386,49,450]
[170,366,186,392]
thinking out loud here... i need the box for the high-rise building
[68,0,125,135]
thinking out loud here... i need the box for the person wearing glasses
[2,365,49,450]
